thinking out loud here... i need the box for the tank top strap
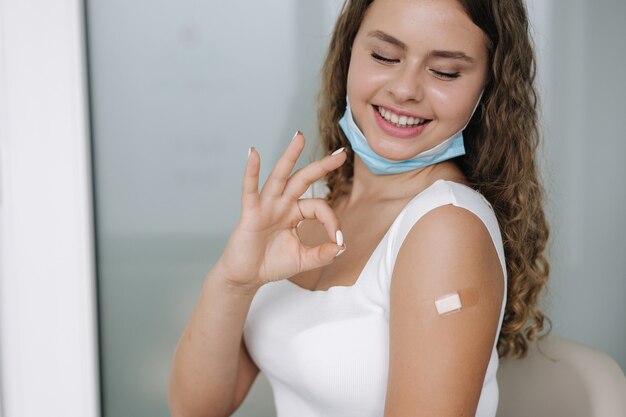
[384,179,507,287]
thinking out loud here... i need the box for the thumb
[299,243,346,271]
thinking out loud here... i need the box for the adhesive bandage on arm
[433,286,480,316]
[435,292,462,315]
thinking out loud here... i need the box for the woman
[169,0,550,416]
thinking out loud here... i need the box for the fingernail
[331,147,346,156]
[335,246,346,257]
[292,130,302,141]
[335,230,344,246]
[248,147,252,158]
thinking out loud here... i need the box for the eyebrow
[428,50,475,63]
[366,30,475,63]
[367,30,407,50]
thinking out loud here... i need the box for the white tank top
[243,179,507,417]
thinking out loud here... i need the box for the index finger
[260,131,305,198]
[241,146,260,210]
[282,147,347,200]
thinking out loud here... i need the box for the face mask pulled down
[338,94,482,175]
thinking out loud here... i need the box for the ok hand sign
[217,132,347,291]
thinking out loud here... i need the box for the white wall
[0,0,100,416]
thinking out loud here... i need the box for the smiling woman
[346,0,487,161]
[169,0,551,416]
[2,0,624,416]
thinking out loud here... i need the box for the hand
[216,131,347,290]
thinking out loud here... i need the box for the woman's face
[346,0,488,161]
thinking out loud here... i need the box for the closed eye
[371,52,399,64]
[431,69,461,80]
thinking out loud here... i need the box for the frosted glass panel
[85,1,342,415]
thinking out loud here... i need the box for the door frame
[0,0,100,416]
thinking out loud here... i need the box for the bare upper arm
[230,338,260,414]
[384,204,504,417]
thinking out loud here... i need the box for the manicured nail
[335,230,344,246]
[331,147,346,156]
[335,246,346,257]
[292,130,302,141]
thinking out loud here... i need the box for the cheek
[347,54,390,98]
[425,84,479,121]
[346,66,360,99]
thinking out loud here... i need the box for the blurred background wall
[85,1,346,416]
[536,0,626,376]
[81,0,625,416]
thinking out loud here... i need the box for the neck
[348,156,432,201]
[341,155,467,208]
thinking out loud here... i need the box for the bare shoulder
[384,203,505,415]
[392,203,503,299]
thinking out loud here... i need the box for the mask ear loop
[407,89,484,162]
[456,89,485,136]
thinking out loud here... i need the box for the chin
[368,138,419,162]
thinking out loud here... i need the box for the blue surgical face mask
[338,93,483,175]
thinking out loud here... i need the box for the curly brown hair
[316,0,551,358]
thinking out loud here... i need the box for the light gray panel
[541,0,626,371]
[86,1,338,416]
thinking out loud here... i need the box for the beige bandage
[435,292,462,315]
[434,286,480,316]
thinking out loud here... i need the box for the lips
[376,105,429,127]
[372,105,431,139]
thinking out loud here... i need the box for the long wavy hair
[317,0,551,358]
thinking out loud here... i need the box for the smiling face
[346,0,489,161]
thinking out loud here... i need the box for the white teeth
[377,106,426,127]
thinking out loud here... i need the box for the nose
[386,64,424,103]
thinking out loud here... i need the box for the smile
[376,106,429,128]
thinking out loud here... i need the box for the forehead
[359,0,486,53]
